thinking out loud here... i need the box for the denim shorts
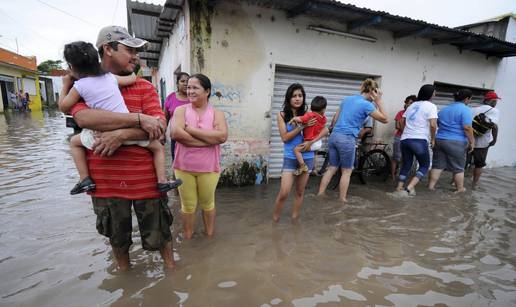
[328,133,356,169]
[282,157,314,173]
[432,139,468,173]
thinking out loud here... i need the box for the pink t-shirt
[164,92,190,120]
[173,104,221,173]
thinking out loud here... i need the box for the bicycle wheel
[358,149,391,184]
[328,169,341,190]
[316,151,329,175]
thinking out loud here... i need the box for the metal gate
[268,66,370,178]
[433,82,487,110]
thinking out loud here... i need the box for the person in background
[469,91,501,186]
[171,74,228,239]
[23,92,30,111]
[18,90,24,110]
[358,116,373,144]
[317,78,388,202]
[164,72,190,159]
[272,83,326,222]
[428,89,474,193]
[392,86,437,197]
[390,95,416,180]
[8,91,18,110]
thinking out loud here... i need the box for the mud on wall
[189,0,213,73]
[189,0,270,185]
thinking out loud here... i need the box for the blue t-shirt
[436,102,473,142]
[333,95,375,137]
[283,123,315,160]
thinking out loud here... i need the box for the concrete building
[127,0,516,183]
[457,14,516,167]
[0,47,41,112]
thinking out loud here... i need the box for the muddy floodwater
[1,110,516,306]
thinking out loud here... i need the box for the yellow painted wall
[0,65,41,111]
[28,75,42,111]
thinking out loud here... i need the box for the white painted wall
[199,1,500,166]
[46,76,62,103]
[157,5,191,99]
[488,16,516,167]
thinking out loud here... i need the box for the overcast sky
[1,0,514,65]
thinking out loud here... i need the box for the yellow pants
[174,169,220,214]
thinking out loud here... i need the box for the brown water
[1,110,516,307]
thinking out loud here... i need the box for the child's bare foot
[272,213,280,222]
[339,198,348,203]
[454,188,466,194]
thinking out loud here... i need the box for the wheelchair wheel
[358,149,391,184]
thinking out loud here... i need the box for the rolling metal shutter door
[268,67,366,178]
[434,87,485,110]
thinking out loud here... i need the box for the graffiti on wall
[208,82,271,185]
[211,82,243,105]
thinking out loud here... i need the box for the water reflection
[0,111,515,306]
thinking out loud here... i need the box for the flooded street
[1,110,516,306]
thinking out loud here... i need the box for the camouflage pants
[92,196,173,253]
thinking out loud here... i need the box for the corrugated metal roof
[127,0,516,62]
[127,0,165,67]
[249,0,516,57]
[127,0,184,67]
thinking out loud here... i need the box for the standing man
[470,91,501,186]
[69,25,175,270]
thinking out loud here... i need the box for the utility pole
[0,35,19,54]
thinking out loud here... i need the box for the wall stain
[219,159,267,186]
[190,0,214,72]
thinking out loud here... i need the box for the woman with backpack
[469,91,501,186]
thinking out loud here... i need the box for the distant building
[127,0,516,182]
[457,13,516,167]
[0,47,41,112]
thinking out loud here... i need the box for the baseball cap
[96,25,148,50]
[484,91,501,100]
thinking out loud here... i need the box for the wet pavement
[1,110,516,306]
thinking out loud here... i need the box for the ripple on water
[217,281,237,288]
[1,112,516,306]
[291,285,367,306]
[357,261,475,286]
[427,246,455,254]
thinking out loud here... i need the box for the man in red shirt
[69,26,174,270]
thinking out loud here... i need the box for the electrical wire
[36,0,98,27]
[111,0,120,23]
[0,8,54,42]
